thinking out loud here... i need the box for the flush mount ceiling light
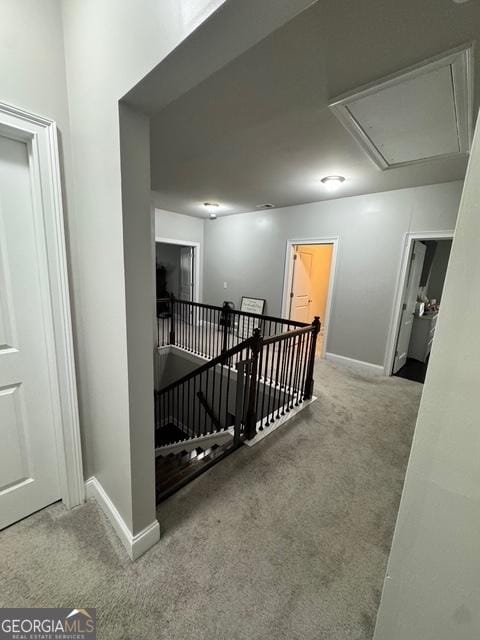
[256,203,275,209]
[204,202,219,219]
[321,176,345,192]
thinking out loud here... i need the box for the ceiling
[150,0,480,218]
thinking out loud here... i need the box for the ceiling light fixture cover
[321,176,345,192]
[329,44,473,170]
[204,202,219,214]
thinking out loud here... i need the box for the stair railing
[252,318,320,438]
[155,336,256,447]
[156,296,309,360]
[155,297,320,446]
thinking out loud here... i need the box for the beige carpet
[0,359,422,640]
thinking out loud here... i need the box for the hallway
[0,360,422,640]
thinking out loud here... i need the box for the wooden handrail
[262,324,313,346]
[157,334,255,395]
[160,296,309,328]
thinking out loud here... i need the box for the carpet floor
[0,359,422,640]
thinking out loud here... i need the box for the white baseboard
[325,352,385,376]
[85,477,160,561]
[244,397,317,447]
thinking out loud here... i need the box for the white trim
[85,477,160,560]
[155,236,201,303]
[0,101,84,509]
[244,397,317,447]
[384,230,455,376]
[329,43,474,170]
[281,236,338,358]
[325,352,385,376]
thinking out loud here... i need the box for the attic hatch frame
[329,43,474,171]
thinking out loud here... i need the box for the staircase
[154,297,320,503]
[156,440,234,502]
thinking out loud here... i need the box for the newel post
[244,328,263,440]
[169,293,176,345]
[304,316,321,400]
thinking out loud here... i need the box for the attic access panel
[329,45,473,170]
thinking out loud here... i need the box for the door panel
[290,248,313,323]
[0,134,61,529]
[179,246,194,302]
[393,241,427,374]
[0,384,29,490]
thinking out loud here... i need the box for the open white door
[179,246,194,302]
[393,241,427,374]
[0,134,65,528]
[289,247,313,323]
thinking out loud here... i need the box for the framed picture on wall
[240,297,265,316]
[237,297,266,338]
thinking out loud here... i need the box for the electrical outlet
[223,282,227,289]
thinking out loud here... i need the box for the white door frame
[384,230,455,375]
[155,236,201,303]
[0,100,84,509]
[281,237,339,357]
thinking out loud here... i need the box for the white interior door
[0,134,61,529]
[179,246,194,301]
[393,241,427,374]
[289,247,313,323]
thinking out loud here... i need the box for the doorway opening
[155,238,200,311]
[282,238,337,357]
[388,232,454,383]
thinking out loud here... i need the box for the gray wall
[203,182,462,367]
[61,0,227,535]
[373,114,480,640]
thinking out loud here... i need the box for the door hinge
[402,303,407,311]
[293,254,297,261]
[290,292,294,298]
[412,253,416,261]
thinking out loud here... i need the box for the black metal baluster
[217,358,224,432]
[225,354,232,430]
[286,334,297,410]
[283,335,291,411]
[187,377,191,433]
[292,333,302,406]
[273,338,281,418]
[265,342,275,425]
[255,340,264,424]
[197,373,202,437]
[176,383,180,436]
[207,307,210,357]
[204,368,209,434]
[260,341,270,428]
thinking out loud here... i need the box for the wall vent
[329,44,473,170]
